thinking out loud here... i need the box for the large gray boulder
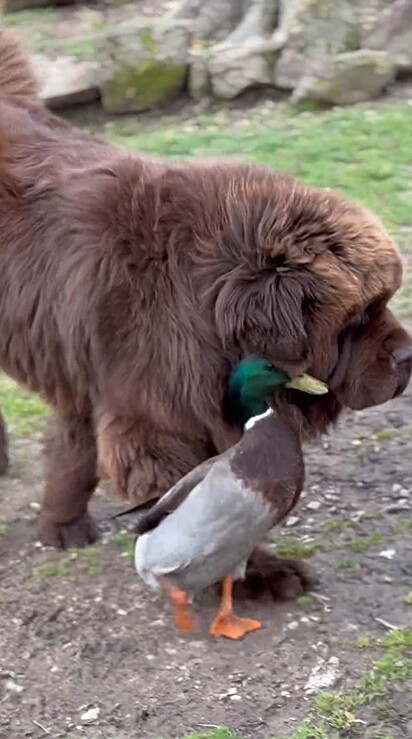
[33,53,103,108]
[274,0,362,91]
[292,49,396,105]
[366,0,412,73]
[205,38,279,100]
[100,19,190,114]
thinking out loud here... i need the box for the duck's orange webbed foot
[155,575,195,635]
[170,589,195,634]
[209,612,261,639]
[208,576,261,640]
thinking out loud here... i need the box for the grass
[107,530,135,560]
[349,532,383,552]
[32,561,68,579]
[0,375,48,435]
[259,627,412,737]
[267,535,326,558]
[3,9,61,27]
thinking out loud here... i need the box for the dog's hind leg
[38,411,99,549]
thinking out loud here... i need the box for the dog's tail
[0,28,39,107]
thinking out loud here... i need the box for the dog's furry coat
[0,30,411,599]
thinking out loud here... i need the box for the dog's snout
[392,345,412,365]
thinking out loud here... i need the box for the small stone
[385,502,410,513]
[304,656,341,694]
[392,483,402,494]
[285,516,300,527]
[288,620,299,631]
[5,680,24,694]
[80,707,100,724]
[379,549,396,560]
[230,694,242,701]
[307,501,321,511]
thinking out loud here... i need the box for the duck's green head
[223,356,328,427]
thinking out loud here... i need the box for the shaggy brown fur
[0,31,411,599]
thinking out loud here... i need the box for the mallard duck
[133,357,328,639]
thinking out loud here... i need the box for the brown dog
[0,30,411,600]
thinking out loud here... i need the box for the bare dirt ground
[0,373,411,739]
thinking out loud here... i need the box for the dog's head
[204,166,411,430]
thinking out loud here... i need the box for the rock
[100,19,190,114]
[206,38,279,100]
[304,656,341,694]
[378,549,396,559]
[80,706,100,724]
[292,50,395,105]
[274,0,362,91]
[366,0,412,73]
[32,54,102,109]
[5,679,24,694]
[4,0,72,11]
[285,515,300,527]
[306,500,321,511]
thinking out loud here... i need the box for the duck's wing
[135,449,234,536]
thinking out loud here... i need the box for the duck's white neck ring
[244,407,274,431]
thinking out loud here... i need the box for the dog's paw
[38,512,99,550]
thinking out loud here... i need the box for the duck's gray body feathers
[134,444,273,594]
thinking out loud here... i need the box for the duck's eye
[266,362,275,371]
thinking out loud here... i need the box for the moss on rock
[100,20,189,114]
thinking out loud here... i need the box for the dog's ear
[214,267,310,370]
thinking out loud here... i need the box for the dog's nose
[393,345,412,365]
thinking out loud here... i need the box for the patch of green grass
[107,531,134,560]
[296,595,314,608]
[0,375,48,435]
[392,517,412,534]
[380,626,412,651]
[337,556,360,571]
[373,429,396,441]
[32,561,68,579]
[285,720,330,739]
[405,592,412,606]
[356,635,377,650]
[322,519,358,533]
[295,626,412,734]
[0,516,6,537]
[3,9,61,27]
[60,35,100,61]
[272,536,326,558]
[349,532,383,553]
[68,546,105,575]
[68,546,102,560]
